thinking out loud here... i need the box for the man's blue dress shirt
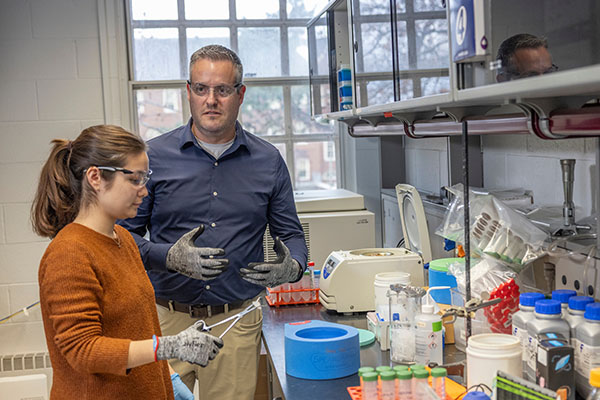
[119,120,308,305]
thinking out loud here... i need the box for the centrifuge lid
[396,184,432,265]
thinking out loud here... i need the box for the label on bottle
[514,325,528,362]
[526,334,538,371]
[575,342,600,379]
[573,338,581,371]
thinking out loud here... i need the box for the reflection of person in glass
[496,33,558,82]
[119,45,308,400]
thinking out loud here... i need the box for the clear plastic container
[431,367,447,398]
[380,370,396,400]
[312,269,320,289]
[588,368,600,400]
[412,368,430,398]
[361,372,378,400]
[281,283,291,303]
[358,366,375,388]
[301,270,312,301]
[396,370,413,399]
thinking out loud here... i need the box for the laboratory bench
[260,302,465,400]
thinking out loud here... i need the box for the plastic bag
[436,184,548,272]
[448,257,520,334]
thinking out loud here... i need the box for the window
[127,0,337,189]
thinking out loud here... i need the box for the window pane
[272,143,287,163]
[395,21,409,70]
[294,141,337,190]
[359,0,391,15]
[314,25,329,75]
[240,86,284,136]
[131,0,178,20]
[185,0,229,19]
[133,28,181,80]
[291,85,333,134]
[414,0,444,12]
[289,27,308,76]
[415,19,449,69]
[366,81,395,104]
[421,76,449,96]
[238,28,281,77]
[360,23,392,72]
[398,79,414,100]
[236,0,279,19]
[135,88,184,141]
[186,28,230,76]
[287,0,329,18]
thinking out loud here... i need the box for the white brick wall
[404,136,449,194]
[0,0,104,354]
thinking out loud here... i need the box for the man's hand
[240,237,301,287]
[166,225,228,280]
[157,321,223,367]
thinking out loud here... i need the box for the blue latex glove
[171,373,194,400]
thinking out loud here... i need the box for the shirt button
[214,162,218,166]
[213,191,218,196]
[205,285,211,290]
[211,222,216,227]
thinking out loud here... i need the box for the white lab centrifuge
[319,184,432,313]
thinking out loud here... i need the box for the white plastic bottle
[552,289,577,317]
[525,299,570,382]
[414,287,448,366]
[512,292,545,375]
[576,303,600,398]
[565,296,595,347]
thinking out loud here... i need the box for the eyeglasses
[91,166,152,187]
[187,81,242,98]
[508,64,559,80]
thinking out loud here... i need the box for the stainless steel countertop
[261,302,464,400]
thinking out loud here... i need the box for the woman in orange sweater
[31,125,224,400]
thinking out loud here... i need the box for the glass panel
[272,143,287,163]
[314,25,329,76]
[236,0,279,19]
[453,0,600,89]
[421,76,449,96]
[240,86,284,136]
[415,19,449,69]
[395,20,409,70]
[414,0,444,12]
[291,85,333,134]
[289,27,309,76]
[359,0,393,15]
[360,23,393,72]
[397,79,414,100]
[186,28,231,76]
[308,14,331,115]
[353,1,394,108]
[131,0,178,20]
[133,28,181,80]
[135,88,184,141]
[294,141,337,190]
[185,0,229,19]
[238,28,281,77]
[287,0,329,18]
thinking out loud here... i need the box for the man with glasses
[496,33,558,82]
[119,45,307,400]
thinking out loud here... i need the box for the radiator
[0,352,52,399]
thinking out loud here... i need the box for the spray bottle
[414,286,450,365]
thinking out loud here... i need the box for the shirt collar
[179,119,250,154]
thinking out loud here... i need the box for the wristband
[152,334,159,362]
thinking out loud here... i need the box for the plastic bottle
[361,371,378,400]
[565,296,595,347]
[552,289,577,316]
[358,366,375,388]
[512,292,545,375]
[396,370,413,400]
[431,367,447,398]
[376,365,392,374]
[412,368,430,398]
[380,370,396,400]
[525,299,570,381]
[587,367,600,400]
[576,303,600,398]
[301,270,312,301]
[281,282,291,303]
[415,287,449,366]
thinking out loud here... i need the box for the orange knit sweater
[39,223,174,400]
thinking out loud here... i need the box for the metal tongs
[195,299,262,339]
[441,297,502,324]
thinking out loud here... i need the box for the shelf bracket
[437,105,497,122]
[516,96,593,139]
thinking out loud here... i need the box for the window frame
[125,0,340,190]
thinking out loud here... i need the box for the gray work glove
[240,237,301,288]
[157,321,223,367]
[166,225,228,280]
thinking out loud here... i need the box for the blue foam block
[284,319,360,380]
